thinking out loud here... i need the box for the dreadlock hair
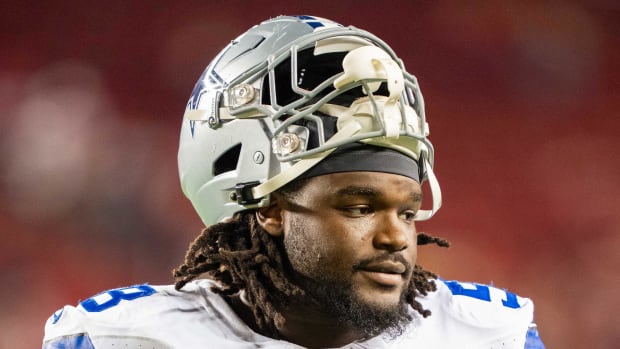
[173,180,451,338]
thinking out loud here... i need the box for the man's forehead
[308,171,422,196]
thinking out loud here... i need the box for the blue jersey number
[80,284,156,312]
[443,280,521,308]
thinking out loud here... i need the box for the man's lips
[358,270,404,286]
[356,260,408,286]
[361,260,407,274]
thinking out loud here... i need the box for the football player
[43,15,546,348]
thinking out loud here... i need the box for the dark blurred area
[1,1,618,348]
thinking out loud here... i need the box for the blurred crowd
[1,1,618,348]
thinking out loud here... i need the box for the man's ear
[256,195,284,237]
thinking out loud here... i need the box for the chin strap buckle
[234,181,262,205]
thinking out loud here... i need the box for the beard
[283,217,413,339]
[297,273,413,339]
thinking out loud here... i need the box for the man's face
[277,171,421,334]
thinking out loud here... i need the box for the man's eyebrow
[411,192,423,202]
[335,185,423,202]
[336,186,380,197]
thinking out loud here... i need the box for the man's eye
[399,210,417,223]
[344,206,373,216]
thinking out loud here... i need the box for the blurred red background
[1,1,619,348]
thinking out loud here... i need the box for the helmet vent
[213,143,242,176]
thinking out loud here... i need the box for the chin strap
[414,158,442,221]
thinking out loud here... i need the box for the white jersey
[43,279,545,349]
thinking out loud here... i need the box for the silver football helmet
[178,15,441,226]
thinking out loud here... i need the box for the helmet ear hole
[213,143,242,176]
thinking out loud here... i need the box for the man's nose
[372,212,414,252]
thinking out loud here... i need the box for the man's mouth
[362,260,407,274]
[357,260,408,287]
[359,271,404,286]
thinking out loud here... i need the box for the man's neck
[225,294,368,348]
[277,302,365,349]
